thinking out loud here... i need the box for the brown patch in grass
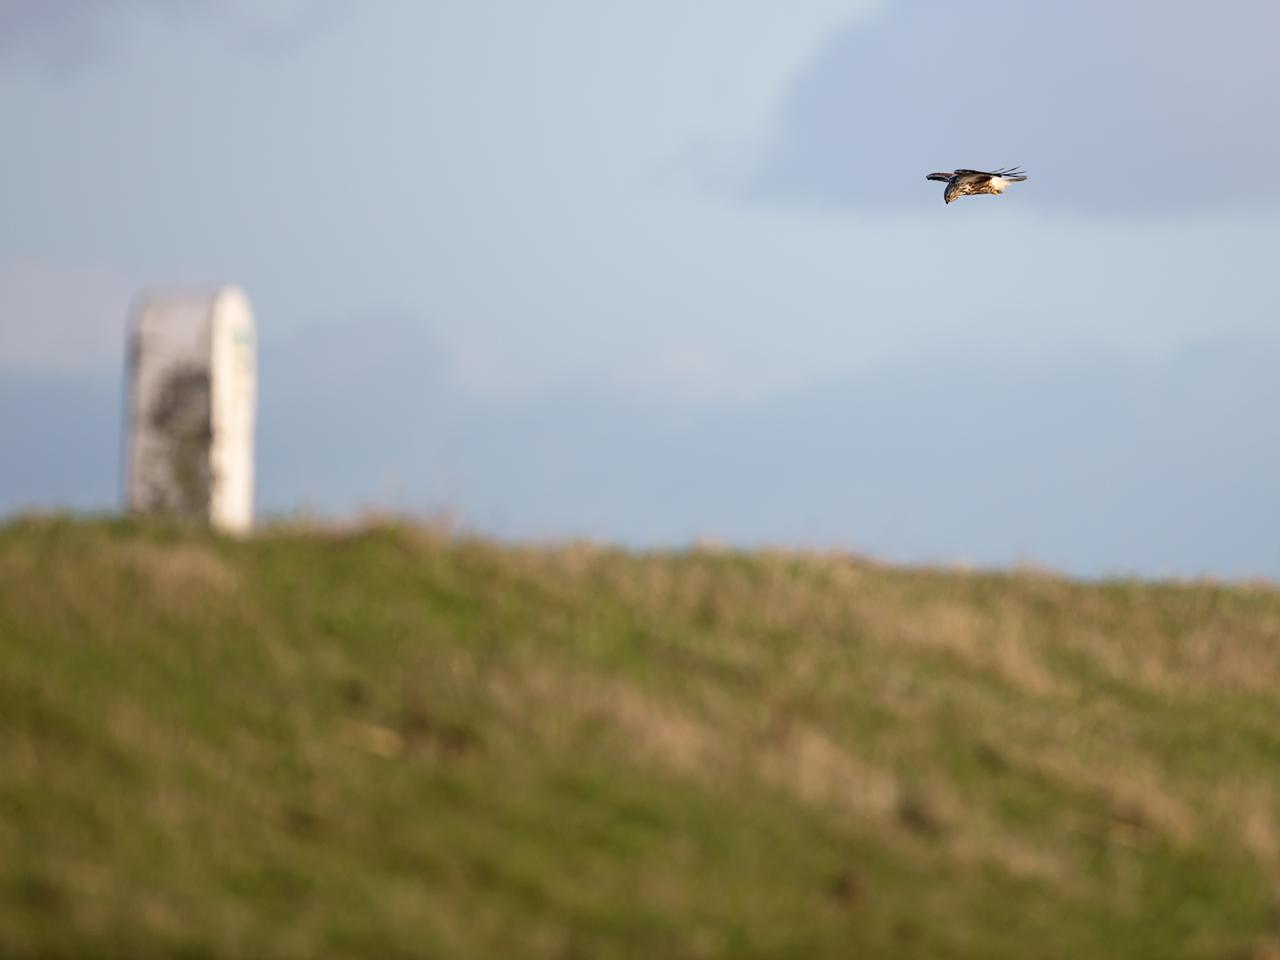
[113,541,238,603]
[486,657,911,831]
[950,829,1074,887]
[1007,744,1198,846]
[1049,583,1280,697]
[493,661,717,776]
[339,720,406,758]
[605,682,716,774]
[1244,941,1280,960]
[1174,623,1280,696]
[1211,781,1280,883]
[477,654,1077,888]
[862,597,1068,701]
[758,723,900,820]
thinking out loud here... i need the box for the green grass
[2,516,1280,958]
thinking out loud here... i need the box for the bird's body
[926,167,1028,204]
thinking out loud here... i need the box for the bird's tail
[994,166,1028,181]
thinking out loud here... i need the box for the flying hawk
[926,167,1028,204]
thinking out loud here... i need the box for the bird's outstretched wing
[953,167,1028,182]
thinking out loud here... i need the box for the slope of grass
[2,516,1280,958]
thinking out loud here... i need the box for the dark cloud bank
[5,318,1278,580]
[753,0,1280,214]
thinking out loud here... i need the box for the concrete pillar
[125,287,256,534]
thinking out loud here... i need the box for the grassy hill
[3,517,1280,958]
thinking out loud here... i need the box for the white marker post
[125,287,256,534]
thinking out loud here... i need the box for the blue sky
[1,0,1278,578]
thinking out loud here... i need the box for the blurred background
[2,0,1278,579]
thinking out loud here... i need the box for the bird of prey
[926,167,1028,204]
